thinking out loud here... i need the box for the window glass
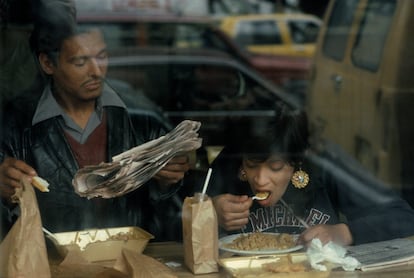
[6,0,414,255]
[107,62,277,112]
[78,22,136,49]
[79,21,227,50]
[234,20,282,47]
[144,23,174,46]
[351,0,396,71]
[288,20,320,44]
[322,0,359,61]
[107,60,280,148]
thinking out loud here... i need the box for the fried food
[224,232,296,251]
[262,255,308,273]
[32,176,50,192]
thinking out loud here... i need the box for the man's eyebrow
[68,48,107,63]
[68,55,89,63]
[97,49,108,57]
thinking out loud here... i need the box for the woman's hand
[212,193,253,231]
[0,157,37,201]
[298,223,353,246]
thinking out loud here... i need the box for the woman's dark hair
[238,103,310,166]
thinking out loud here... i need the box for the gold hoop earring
[239,168,247,181]
[291,164,309,189]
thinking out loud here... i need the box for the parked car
[105,48,405,213]
[219,13,322,58]
[105,47,301,167]
[76,11,312,96]
[306,0,414,206]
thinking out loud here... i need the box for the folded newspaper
[346,238,414,271]
[72,120,202,199]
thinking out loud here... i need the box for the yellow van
[306,0,414,205]
[219,13,322,58]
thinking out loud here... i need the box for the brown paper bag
[113,248,177,278]
[182,193,219,274]
[0,178,51,277]
[51,248,127,278]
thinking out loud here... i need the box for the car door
[307,0,361,155]
[307,0,400,186]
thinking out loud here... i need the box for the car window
[174,24,210,48]
[351,0,396,71]
[288,20,320,44]
[79,20,232,52]
[234,20,282,48]
[322,0,359,61]
[145,23,209,48]
[107,62,278,112]
[106,59,283,149]
[79,22,137,49]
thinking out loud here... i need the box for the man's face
[49,29,108,103]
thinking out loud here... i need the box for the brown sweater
[65,115,108,168]
[65,114,109,223]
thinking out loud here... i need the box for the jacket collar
[32,82,126,126]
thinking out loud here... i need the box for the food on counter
[107,231,143,241]
[31,176,50,192]
[262,255,308,273]
[224,232,296,251]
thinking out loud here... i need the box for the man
[0,0,190,241]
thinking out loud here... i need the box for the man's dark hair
[29,0,77,62]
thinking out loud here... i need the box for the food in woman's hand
[224,232,296,251]
[31,176,50,192]
[253,192,270,200]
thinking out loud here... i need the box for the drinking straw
[201,168,213,199]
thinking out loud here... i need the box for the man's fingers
[12,159,37,176]
[162,160,190,172]
[2,157,37,178]
[0,158,37,199]
[169,155,189,164]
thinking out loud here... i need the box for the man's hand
[212,194,253,231]
[153,154,190,187]
[0,157,37,201]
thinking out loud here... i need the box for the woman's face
[242,155,294,207]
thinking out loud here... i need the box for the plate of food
[219,232,304,256]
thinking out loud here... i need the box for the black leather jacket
[0,92,185,241]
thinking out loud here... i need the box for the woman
[207,104,414,246]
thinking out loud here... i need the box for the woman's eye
[269,161,285,171]
[245,161,260,169]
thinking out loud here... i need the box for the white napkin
[306,238,361,271]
